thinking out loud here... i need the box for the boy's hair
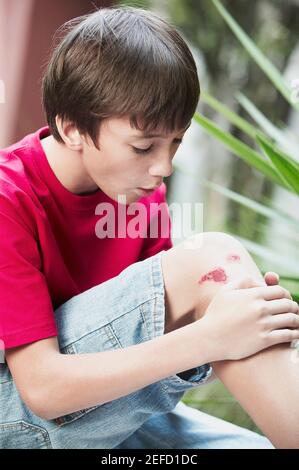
[41,5,200,149]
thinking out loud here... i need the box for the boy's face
[80,116,190,204]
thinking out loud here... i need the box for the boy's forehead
[103,116,191,139]
[130,120,191,139]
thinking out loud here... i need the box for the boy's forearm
[35,321,211,420]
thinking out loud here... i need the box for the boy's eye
[132,138,183,155]
[133,145,154,155]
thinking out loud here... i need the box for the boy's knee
[181,231,242,252]
[183,232,257,320]
[178,232,246,274]
[161,231,257,329]
[201,231,243,250]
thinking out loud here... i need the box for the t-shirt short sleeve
[0,205,58,350]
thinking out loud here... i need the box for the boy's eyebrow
[131,121,192,139]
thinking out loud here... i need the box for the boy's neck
[40,135,99,196]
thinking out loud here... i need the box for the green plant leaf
[204,180,299,232]
[257,135,299,194]
[211,0,299,111]
[201,92,299,176]
[237,92,299,163]
[193,112,288,188]
[202,91,260,140]
[279,275,299,283]
[235,236,299,277]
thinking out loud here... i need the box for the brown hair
[41,5,200,149]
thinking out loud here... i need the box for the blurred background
[1,0,299,436]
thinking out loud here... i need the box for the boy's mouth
[136,187,156,196]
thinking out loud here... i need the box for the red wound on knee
[198,268,228,284]
[226,254,241,262]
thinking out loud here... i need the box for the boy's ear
[55,116,83,150]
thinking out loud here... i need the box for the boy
[1,6,299,449]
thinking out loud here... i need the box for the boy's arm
[5,321,212,421]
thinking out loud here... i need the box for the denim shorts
[0,250,273,449]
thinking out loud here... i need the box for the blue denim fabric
[114,400,274,449]
[0,250,274,449]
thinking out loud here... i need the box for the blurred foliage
[167,0,299,241]
[194,0,299,287]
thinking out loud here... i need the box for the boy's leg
[160,231,299,448]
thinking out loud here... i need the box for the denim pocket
[0,421,52,449]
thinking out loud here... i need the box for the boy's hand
[199,276,299,362]
[264,272,298,351]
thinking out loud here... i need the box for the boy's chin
[109,190,136,205]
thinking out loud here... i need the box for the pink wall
[0,0,114,147]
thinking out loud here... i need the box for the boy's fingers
[263,272,293,300]
[255,285,292,301]
[266,299,299,315]
[264,271,279,286]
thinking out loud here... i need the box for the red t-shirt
[0,126,173,349]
